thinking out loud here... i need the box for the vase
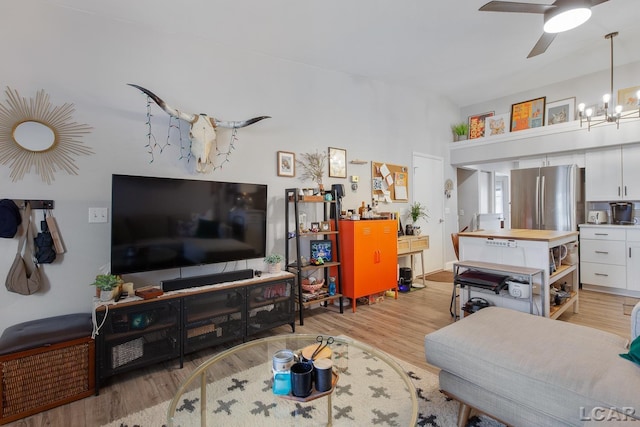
[268,262,281,274]
[100,289,113,302]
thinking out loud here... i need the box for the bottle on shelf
[358,201,366,217]
[328,277,336,296]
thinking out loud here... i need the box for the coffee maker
[610,202,633,225]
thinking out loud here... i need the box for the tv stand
[94,272,294,393]
[161,269,254,291]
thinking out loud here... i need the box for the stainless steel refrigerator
[510,165,584,231]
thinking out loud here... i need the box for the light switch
[351,175,359,183]
[89,207,108,223]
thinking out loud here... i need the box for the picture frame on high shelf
[484,113,510,137]
[511,96,545,131]
[617,86,640,112]
[310,239,332,263]
[320,221,331,232]
[277,151,295,177]
[328,147,347,178]
[310,222,320,232]
[468,111,494,139]
[545,97,575,126]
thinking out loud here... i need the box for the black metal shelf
[285,188,344,325]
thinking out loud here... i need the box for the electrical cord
[91,301,108,339]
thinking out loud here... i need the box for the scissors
[310,335,334,360]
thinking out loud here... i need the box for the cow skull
[129,84,269,172]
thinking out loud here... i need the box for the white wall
[0,2,459,334]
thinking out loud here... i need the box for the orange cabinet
[338,219,398,312]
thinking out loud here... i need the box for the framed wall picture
[545,97,575,125]
[468,111,494,139]
[277,151,295,177]
[484,113,509,137]
[310,239,332,263]
[510,96,546,131]
[328,147,347,178]
[617,86,640,112]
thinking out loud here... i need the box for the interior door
[412,153,444,273]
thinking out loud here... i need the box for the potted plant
[407,202,429,235]
[296,150,328,191]
[264,253,284,274]
[451,123,469,141]
[91,274,123,301]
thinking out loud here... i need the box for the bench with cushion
[425,306,640,426]
[0,313,94,424]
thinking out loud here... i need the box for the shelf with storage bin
[285,188,344,325]
[246,277,295,336]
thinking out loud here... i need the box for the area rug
[423,270,454,283]
[101,344,503,427]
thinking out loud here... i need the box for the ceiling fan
[479,0,609,58]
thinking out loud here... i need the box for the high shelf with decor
[285,188,344,325]
[338,219,399,312]
[94,273,295,392]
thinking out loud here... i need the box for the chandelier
[578,32,640,130]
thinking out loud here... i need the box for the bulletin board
[371,161,409,203]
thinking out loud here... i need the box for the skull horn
[214,116,271,129]
[128,84,196,123]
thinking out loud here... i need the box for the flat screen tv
[111,174,267,275]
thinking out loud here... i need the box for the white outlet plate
[89,207,108,223]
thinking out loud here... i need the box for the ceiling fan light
[544,7,591,33]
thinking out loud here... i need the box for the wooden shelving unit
[285,188,344,325]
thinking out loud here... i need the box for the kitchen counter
[459,228,579,244]
[458,228,580,318]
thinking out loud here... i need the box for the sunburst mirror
[0,87,93,184]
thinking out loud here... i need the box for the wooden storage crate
[0,336,95,425]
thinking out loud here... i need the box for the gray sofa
[425,305,640,426]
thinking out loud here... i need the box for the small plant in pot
[264,254,284,274]
[91,274,123,301]
[451,122,469,141]
[406,202,429,235]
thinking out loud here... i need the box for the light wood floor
[5,280,634,426]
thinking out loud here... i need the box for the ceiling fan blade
[527,32,557,58]
[479,1,554,14]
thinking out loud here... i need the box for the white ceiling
[57,0,640,108]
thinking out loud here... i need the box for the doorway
[412,153,444,273]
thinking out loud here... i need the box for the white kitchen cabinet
[585,145,640,201]
[627,229,640,292]
[580,226,626,290]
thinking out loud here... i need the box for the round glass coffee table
[167,334,418,426]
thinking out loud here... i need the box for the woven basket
[0,337,95,424]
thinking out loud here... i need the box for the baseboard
[445,261,455,272]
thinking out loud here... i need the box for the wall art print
[484,113,510,137]
[617,86,640,112]
[545,97,575,126]
[277,151,295,177]
[468,111,494,139]
[511,97,546,132]
[328,147,347,178]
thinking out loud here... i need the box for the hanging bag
[5,204,42,295]
[34,213,56,264]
